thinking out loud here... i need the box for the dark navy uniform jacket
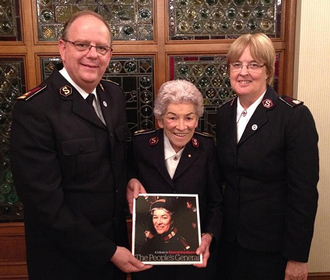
[216,85,319,262]
[10,63,130,280]
[130,128,223,280]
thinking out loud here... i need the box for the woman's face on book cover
[152,208,172,235]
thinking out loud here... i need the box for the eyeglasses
[63,40,113,55]
[230,62,265,72]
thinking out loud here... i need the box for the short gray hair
[154,80,204,119]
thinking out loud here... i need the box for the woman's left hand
[193,233,213,268]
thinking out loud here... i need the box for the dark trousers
[218,240,287,280]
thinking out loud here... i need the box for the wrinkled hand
[285,260,308,280]
[126,178,147,214]
[193,233,213,268]
[111,246,152,273]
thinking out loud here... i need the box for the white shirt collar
[236,91,266,122]
[59,67,96,99]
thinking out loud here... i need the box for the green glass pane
[36,0,154,41]
[0,0,21,41]
[169,0,282,40]
[0,57,25,222]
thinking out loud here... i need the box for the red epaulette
[279,95,304,107]
[17,85,47,101]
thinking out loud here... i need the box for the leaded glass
[170,54,279,135]
[41,57,155,137]
[0,58,25,221]
[37,0,154,41]
[0,0,21,41]
[169,0,281,40]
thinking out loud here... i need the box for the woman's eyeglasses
[230,62,265,72]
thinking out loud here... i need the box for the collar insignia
[262,99,273,109]
[163,227,177,241]
[149,137,159,146]
[191,138,199,147]
[59,85,72,97]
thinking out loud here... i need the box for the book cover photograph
[132,193,202,265]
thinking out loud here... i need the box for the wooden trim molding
[0,223,28,280]
[308,273,330,280]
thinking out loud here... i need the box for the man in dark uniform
[10,10,150,280]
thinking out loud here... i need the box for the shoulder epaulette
[279,95,304,107]
[194,131,214,138]
[101,79,119,86]
[17,85,47,101]
[134,129,157,136]
[220,96,237,108]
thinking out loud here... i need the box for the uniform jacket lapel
[96,85,114,133]
[150,132,175,188]
[229,98,238,144]
[71,93,105,129]
[238,86,277,145]
[51,65,106,129]
[173,140,199,180]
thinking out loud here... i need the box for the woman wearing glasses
[216,33,319,280]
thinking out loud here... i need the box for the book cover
[132,193,202,265]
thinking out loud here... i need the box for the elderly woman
[127,79,223,280]
[216,33,319,280]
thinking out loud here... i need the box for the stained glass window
[169,0,281,40]
[37,0,154,41]
[0,58,25,221]
[0,0,21,41]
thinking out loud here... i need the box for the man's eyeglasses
[63,40,113,55]
[230,62,265,72]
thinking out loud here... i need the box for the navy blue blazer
[216,85,319,262]
[10,63,130,280]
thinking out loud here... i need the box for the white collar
[236,91,266,122]
[59,67,96,99]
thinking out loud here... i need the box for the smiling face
[58,15,112,93]
[152,208,172,235]
[158,102,198,153]
[230,46,268,104]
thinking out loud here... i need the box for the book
[132,193,202,265]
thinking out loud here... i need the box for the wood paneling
[0,223,328,279]
[0,223,28,280]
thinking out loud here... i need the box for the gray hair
[153,80,204,119]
